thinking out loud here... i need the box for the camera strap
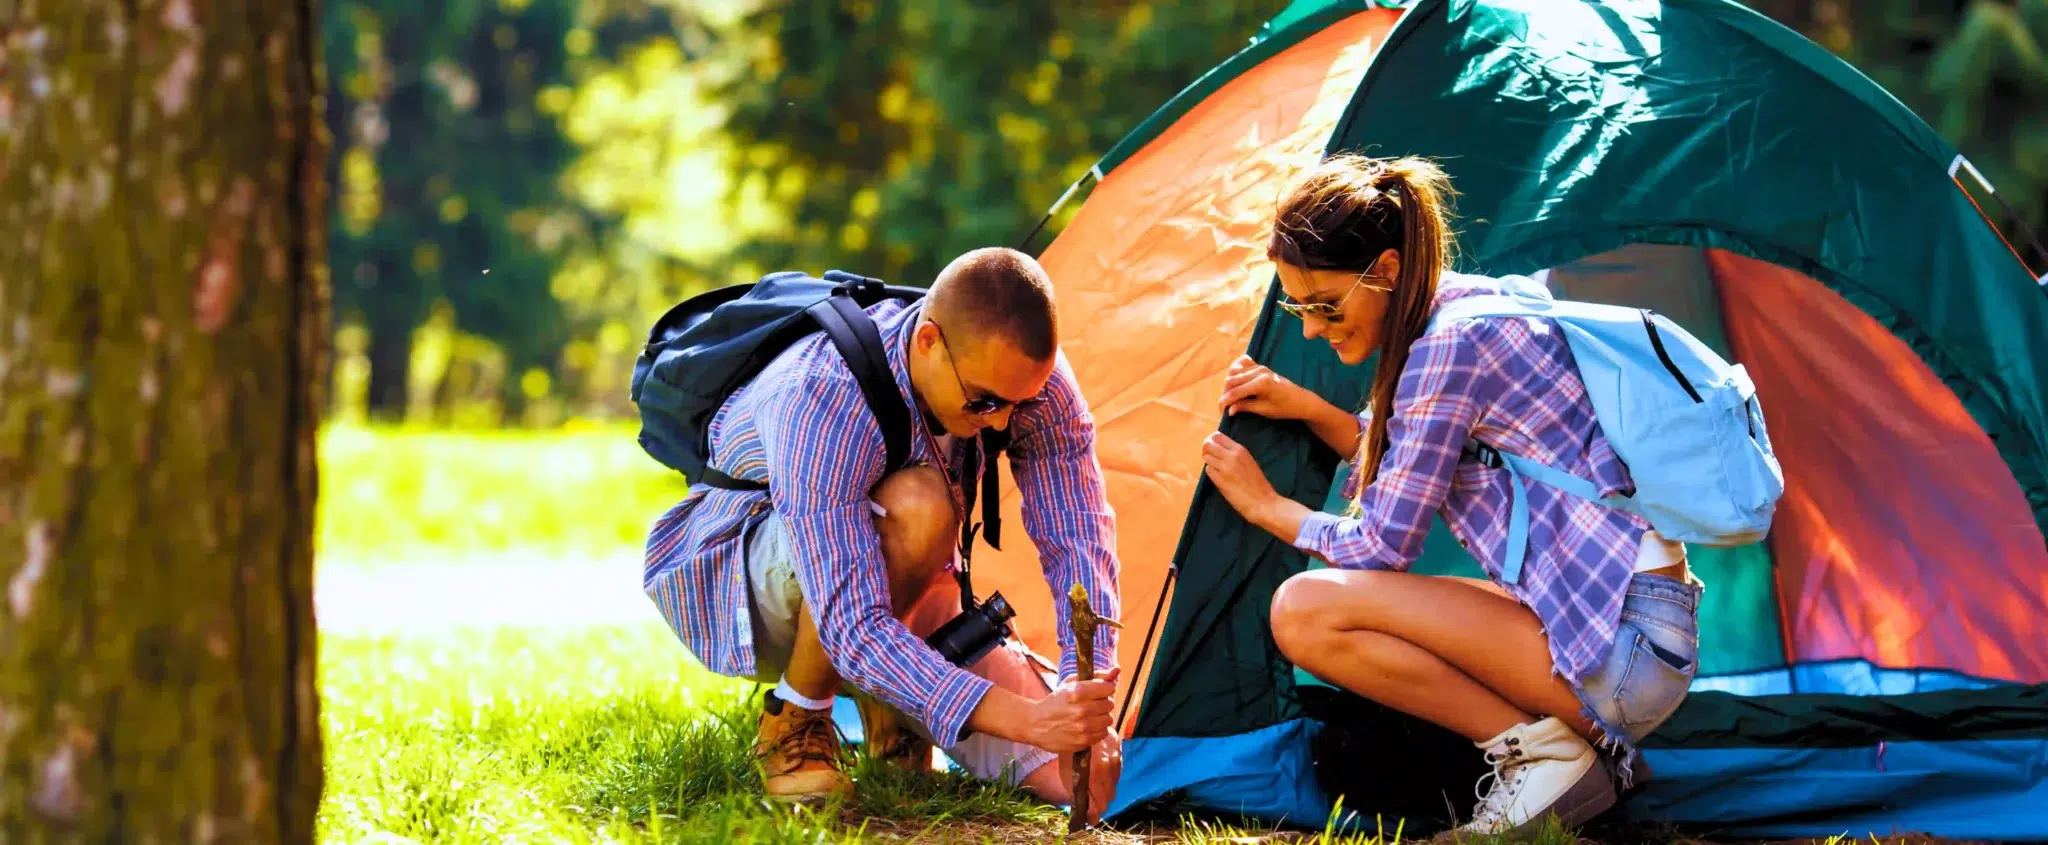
[955,428,1009,614]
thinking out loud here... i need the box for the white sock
[774,678,834,711]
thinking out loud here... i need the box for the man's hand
[1024,667,1120,754]
[1057,730,1123,825]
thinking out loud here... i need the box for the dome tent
[955,0,2048,839]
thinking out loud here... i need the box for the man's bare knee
[873,465,959,584]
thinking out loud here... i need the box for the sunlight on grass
[318,622,737,842]
[311,427,1556,843]
[316,422,688,567]
[317,621,1064,844]
[314,427,1883,844]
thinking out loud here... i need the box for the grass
[316,622,1067,843]
[314,620,1948,845]
[311,426,1972,844]
[315,620,1597,845]
[315,421,688,568]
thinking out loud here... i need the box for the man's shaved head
[908,247,1061,438]
[926,247,1059,361]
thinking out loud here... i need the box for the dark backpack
[630,270,1009,552]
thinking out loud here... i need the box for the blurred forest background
[320,0,2048,431]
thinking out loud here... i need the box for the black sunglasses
[932,321,1028,416]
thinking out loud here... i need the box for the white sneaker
[1452,717,1616,839]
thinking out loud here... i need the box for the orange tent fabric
[1712,250,2048,683]
[966,8,1402,727]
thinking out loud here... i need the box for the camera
[925,591,1016,668]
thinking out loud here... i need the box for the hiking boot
[855,693,934,773]
[1447,717,1616,840]
[754,690,852,803]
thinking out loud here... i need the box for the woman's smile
[1326,328,1375,364]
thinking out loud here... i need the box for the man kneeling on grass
[642,247,1124,820]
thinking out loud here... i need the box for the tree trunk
[0,0,327,841]
[363,328,412,421]
[362,271,413,421]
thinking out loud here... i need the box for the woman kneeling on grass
[1199,153,1704,838]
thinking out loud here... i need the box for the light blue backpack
[1425,273,1785,584]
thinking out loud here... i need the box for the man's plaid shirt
[643,297,1120,745]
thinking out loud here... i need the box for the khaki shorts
[743,510,1059,785]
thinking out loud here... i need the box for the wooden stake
[1065,583,1120,835]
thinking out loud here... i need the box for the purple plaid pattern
[1294,274,1651,686]
[643,298,1120,745]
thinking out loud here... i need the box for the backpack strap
[705,278,1009,585]
[697,465,768,491]
[807,287,914,477]
[1464,440,1631,584]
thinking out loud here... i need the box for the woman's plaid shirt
[1296,273,1655,686]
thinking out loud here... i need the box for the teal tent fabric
[1328,0,2048,525]
[1081,0,2048,839]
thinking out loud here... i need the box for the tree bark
[363,316,412,420]
[0,0,327,841]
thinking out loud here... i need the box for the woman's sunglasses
[1276,271,1392,324]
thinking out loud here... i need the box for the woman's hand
[1218,356,1364,457]
[1202,432,1311,539]
[1218,355,1316,420]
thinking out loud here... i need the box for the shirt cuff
[1293,511,1346,560]
[925,667,997,747]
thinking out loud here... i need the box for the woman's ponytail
[1267,152,1459,512]
[1353,156,1455,492]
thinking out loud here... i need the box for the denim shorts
[1568,571,1703,783]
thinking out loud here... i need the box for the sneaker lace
[1468,738,1526,829]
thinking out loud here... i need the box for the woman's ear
[1373,248,1402,283]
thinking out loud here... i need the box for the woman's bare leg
[1269,568,1597,744]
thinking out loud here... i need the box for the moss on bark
[0,0,329,840]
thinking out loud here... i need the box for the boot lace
[774,708,842,764]
[1468,737,1527,830]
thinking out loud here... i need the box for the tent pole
[1115,563,1176,734]
[1949,154,2048,285]
[1017,165,1102,255]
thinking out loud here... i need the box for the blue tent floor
[825,698,2043,843]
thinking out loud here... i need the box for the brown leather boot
[855,693,934,773]
[754,690,852,802]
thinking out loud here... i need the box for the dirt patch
[838,815,1151,843]
[835,815,1988,845]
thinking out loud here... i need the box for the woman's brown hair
[1267,153,1458,495]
